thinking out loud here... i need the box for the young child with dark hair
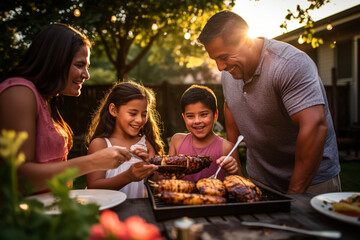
[168,85,244,181]
[85,81,164,198]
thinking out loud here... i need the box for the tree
[0,0,235,81]
[0,0,84,79]
[0,0,330,82]
[280,0,330,48]
[75,0,236,81]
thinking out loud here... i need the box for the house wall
[316,36,358,124]
[317,45,335,86]
[335,36,359,124]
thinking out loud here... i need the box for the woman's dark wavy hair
[86,81,165,155]
[6,23,91,150]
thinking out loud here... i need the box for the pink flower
[99,210,130,240]
[89,210,163,240]
[89,224,107,240]
[125,216,164,240]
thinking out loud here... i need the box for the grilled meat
[223,175,262,202]
[153,179,196,193]
[187,155,212,174]
[150,155,212,174]
[157,191,226,205]
[196,178,226,197]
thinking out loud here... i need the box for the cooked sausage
[154,179,196,193]
[157,191,226,205]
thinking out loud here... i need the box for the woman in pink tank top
[0,24,131,194]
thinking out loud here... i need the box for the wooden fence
[58,81,350,157]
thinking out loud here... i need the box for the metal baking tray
[145,181,293,221]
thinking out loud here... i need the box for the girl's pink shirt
[0,77,67,163]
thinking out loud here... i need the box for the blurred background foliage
[0,0,235,83]
[0,0,328,84]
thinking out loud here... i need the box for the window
[337,39,352,78]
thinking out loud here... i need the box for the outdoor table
[111,193,359,240]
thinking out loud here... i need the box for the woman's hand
[216,156,240,175]
[91,146,132,169]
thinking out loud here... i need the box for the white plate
[310,192,360,226]
[28,189,126,215]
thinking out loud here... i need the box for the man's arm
[224,101,240,144]
[288,105,328,194]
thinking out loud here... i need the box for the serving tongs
[130,153,150,164]
[241,221,342,239]
[131,153,186,169]
[131,152,187,174]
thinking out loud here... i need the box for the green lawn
[339,160,360,191]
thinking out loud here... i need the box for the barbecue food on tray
[151,179,196,193]
[150,155,212,174]
[223,175,262,202]
[196,178,226,197]
[157,191,226,205]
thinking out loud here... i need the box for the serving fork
[208,135,244,179]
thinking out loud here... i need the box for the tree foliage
[0,0,330,82]
[75,0,236,81]
[280,0,330,48]
[0,0,82,79]
[0,0,235,81]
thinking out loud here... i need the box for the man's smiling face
[204,36,249,80]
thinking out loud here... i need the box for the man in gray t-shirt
[197,11,340,194]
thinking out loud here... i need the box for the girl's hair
[86,81,165,155]
[181,85,218,114]
[6,23,91,151]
